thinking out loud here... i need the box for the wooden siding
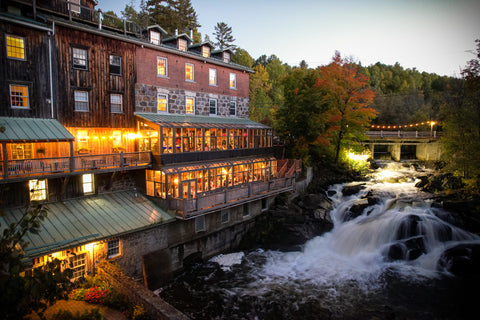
[0,23,52,118]
[54,25,136,128]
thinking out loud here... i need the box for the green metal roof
[0,190,174,259]
[135,113,271,129]
[0,117,74,142]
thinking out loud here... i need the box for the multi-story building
[0,0,300,286]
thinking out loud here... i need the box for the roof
[163,33,193,44]
[0,190,174,259]
[189,41,215,49]
[135,113,271,129]
[0,117,74,142]
[212,47,235,55]
[145,24,168,35]
[162,156,277,174]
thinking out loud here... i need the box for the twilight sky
[97,0,480,77]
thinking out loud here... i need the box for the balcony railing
[0,152,151,180]
[167,177,295,219]
[366,131,440,139]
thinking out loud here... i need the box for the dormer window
[223,51,231,63]
[178,39,187,52]
[202,46,210,58]
[150,31,161,45]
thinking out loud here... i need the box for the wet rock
[438,243,480,277]
[344,199,369,221]
[396,215,423,240]
[385,236,426,261]
[342,183,366,196]
[327,190,337,197]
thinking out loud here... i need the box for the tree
[441,39,480,183]
[0,204,72,319]
[316,51,377,163]
[232,47,254,68]
[121,1,150,29]
[213,22,236,50]
[299,60,308,69]
[147,0,200,36]
[249,64,273,124]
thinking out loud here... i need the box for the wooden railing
[366,131,440,139]
[0,152,151,180]
[170,177,295,219]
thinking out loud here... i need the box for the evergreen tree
[213,22,236,50]
[147,0,200,36]
[232,47,254,68]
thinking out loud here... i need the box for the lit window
[110,94,123,113]
[109,55,122,75]
[107,239,120,258]
[74,90,89,112]
[185,63,194,81]
[11,143,32,160]
[209,68,217,86]
[157,57,167,76]
[229,73,236,89]
[202,46,210,58]
[29,179,47,201]
[178,38,187,52]
[221,209,229,224]
[209,99,217,115]
[157,93,168,112]
[69,253,86,280]
[150,31,160,45]
[223,51,230,63]
[72,47,88,70]
[9,84,29,109]
[68,0,81,14]
[229,101,236,116]
[195,216,206,233]
[82,174,94,194]
[186,97,195,114]
[6,35,25,60]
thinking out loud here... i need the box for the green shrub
[51,308,104,320]
[73,288,88,301]
[103,290,128,311]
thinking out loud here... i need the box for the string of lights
[370,121,437,130]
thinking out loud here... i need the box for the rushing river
[158,162,480,319]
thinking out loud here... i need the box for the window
[29,179,47,201]
[221,210,230,224]
[262,198,268,211]
[209,68,217,86]
[229,101,236,116]
[229,73,236,89]
[72,47,87,70]
[202,46,210,58]
[74,90,89,112]
[209,99,217,115]
[157,93,168,113]
[157,57,168,77]
[150,30,160,45]
[185,97,195,114]
[243,204,250,217]
[110,94,123,113]
[82,174,94,194]
[195,216,206,233]
[109,55,122,75]
[178,38,187,52]
[11,143,32,160]
[68,0,81,14]
[185,63,194,81]
[6,35,25,60]
[107,239,120,258]
[69,253,86,280]
[223,51,231,63]
[9,84,29,109]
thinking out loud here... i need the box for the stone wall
[135,83,249,118]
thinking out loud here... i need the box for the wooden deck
[0,152,151,181]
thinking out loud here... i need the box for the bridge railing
[366,131,440,139]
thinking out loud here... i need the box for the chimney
[175,29,178,35]
[190,29,193,40]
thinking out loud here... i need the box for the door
[181,179,196,199]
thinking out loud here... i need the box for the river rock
[437,243,480,277]
[344,199,369,221]
[342,183,366,196]
[396,215,424,240]
[385,236,426,261]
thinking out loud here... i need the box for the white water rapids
[161,162,480,319]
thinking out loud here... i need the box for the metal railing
[366,131,440,139]
[1,152,151,180]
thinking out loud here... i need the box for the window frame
[185,97,195,115]
[157,93,168,113]
[72,47,88,70]
[223,51,231,63]
[209,99,217,116]
[69,253,86,280]
[157,57,168,77]
[221,209,230,224]
[109,55,122,76]
[110,93,123,113]
[68,0,81,14]
[202,46,210,58]
[82,174,94,194]
[74,90,89,112]
[229,100,237,116]
[6,34,26,61]
[209,68,217,86]
[229,73,237,89]
[243,203,250,218]
[150,30,161,45]
[29,179,47,201]
[185,63,194,82]
[107,239,121,258]
[9,84,29,109]
[178,38,187,52]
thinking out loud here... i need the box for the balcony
[164,177,295,219]
[0,152,151,182]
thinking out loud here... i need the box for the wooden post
[120,151,124,167]
[69,142,74,172]
[33,0,37,20]
[2,143,9,179]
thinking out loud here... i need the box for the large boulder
[437,243,480,278]
[341,183,366,196]
[384,236,426,261]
